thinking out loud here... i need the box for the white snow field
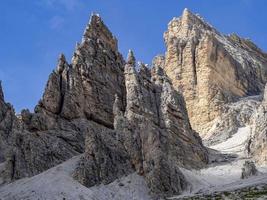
[210,126,251,156]
[172,126,267,199]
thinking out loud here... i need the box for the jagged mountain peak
[56,53,68,74]
[83,13,118,51]
[164,8,267,135]
[127,49,136,65]
[181,8,202,24]
[165,9,216,45]
[1,8,267,200]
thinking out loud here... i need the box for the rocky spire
[152,55,165,68]
[83,13,100,40]
[182,8,191,18]
[125,50,137,78]
[180,8,207,31]
[127,50,136,65]
[83,13,118,51]
[181,8,194,24]
[56,53,67,74]
[138,62,151,80]
[0,81,4,101]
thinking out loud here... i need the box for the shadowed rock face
[163,8,267,135]
[38,14,125,127]
[241,161,258,179]
[0,13,208,197]
[73,51,208,196]
[0,14,126,182]
[0,82,18,163]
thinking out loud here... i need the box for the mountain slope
[0,12,207,198]
[0,8,267,200]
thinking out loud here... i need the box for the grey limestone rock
[0,12,209,197]
[241,161,258,179]
[73,50,208,197]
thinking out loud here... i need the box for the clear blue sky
[0,0,266,112]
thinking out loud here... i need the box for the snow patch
[171,126,267,198]
[210,126,250,156]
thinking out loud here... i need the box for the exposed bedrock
[162,8,267,135]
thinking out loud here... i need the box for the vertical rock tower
[163,8,267,134]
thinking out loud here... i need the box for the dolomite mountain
[163,8,267,135]
[0,8,267,200]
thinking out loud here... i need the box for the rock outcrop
[73,50,208,196]
[0,13,208,197]
[248,84,267,164]
[38,14,125,126]
[163,8,267,135]
[241,161,258,179]
[0,14,126,183]
[0,82,18,163]
[201,83,267,164]
[2,8,267,199]
[203,95,261,146]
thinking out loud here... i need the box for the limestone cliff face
[163,8,267,134]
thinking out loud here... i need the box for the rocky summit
[0,8,267,200]
[163,9,267,135]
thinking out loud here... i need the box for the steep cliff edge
[163,8,267,135]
